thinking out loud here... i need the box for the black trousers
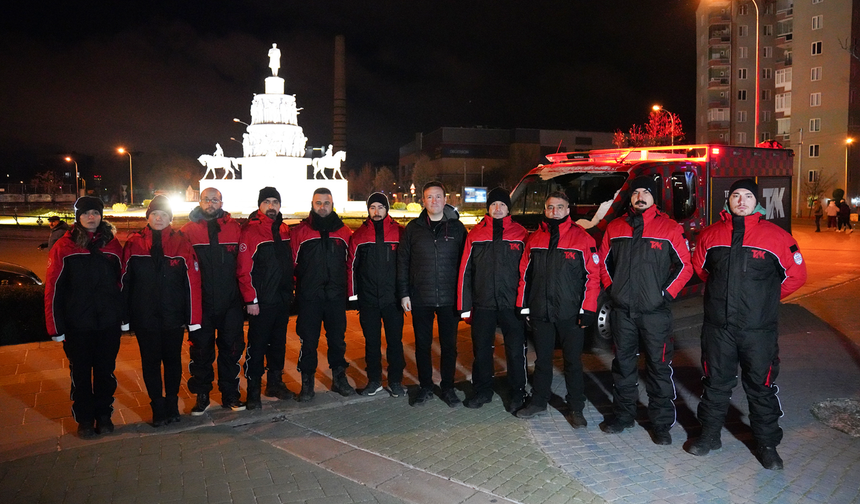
[531,316,585,411]
[698,323,784,447]
[135,327,185,402]
[470,308,527,399]
[411,305,459,390]
[358,303,405,384]
[814,215,822,231]
[296,297,348,375]
[244,302,289,381]
[609,307,676,427]
[188,304,245,397]
[63,327,121,424]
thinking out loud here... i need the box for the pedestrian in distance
[38,215,70,251]
[597,176,693,445]
[838,199,853,233]
[291,187,355,401]
[688,178,807,470]
[238,187,295,409]
[515,191,599,423]
[180,188,248,415]
[397,181,467,407]
[44,196,123,439]
[457,187,529,411]
[121,196,202,427]
[825,200,838,230]
[811,198,823,233]
[347,192,406,397]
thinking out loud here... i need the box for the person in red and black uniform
[516,191,599,422]
[237,187,294,409]
[121,196,202,427]
[347,192,405,397]
[598,177,693,445]
[181,188,247,415]
[457,188,528,411]
[398,182,467,407]
[45,196,123,439]
[689,179,807,470]
[291,187,355,401]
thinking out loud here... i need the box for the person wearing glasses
[181,188,248,414]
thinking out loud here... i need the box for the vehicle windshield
[510,172,627,217]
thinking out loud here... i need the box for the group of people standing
[813,197,854,233]
[44,177,805,471]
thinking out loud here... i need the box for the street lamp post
[846,138,854,194]
[117,147,134,205]
[64,156,79,197]
[652,105,676,146]
[233,118,250,127]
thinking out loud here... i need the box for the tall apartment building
[696,0,860,208]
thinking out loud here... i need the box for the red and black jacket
[347,215,403,308]
[121,225,202,331]
[44,224,123,336]
[237,210,293,307]
[598,205,693,312]
[693,210,807,331]
[457,215,528,312]
[291,212,352,302]
[517,216,599,323]
[180,208,242,314]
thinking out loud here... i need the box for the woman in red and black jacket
[44,197,123,439]
[121,196,202,427]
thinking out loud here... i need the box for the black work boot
[265,379,295,401]
[686,431,722,456]
[246,379,262,410]
[165,395,180,424]
[331,367,356,397]
[757,445,784,470]
[151,397,167,428]
[298,373,316,402]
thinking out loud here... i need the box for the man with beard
[291,187,355,401]
[516,191,599,422]
[598,176,692,445]
[237,187,294,409]
[347,192,405,397]
[181,188,248,414]
[457,188,528,411]
[688,179,806,470]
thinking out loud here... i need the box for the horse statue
[198,155,240,179]
[311,150,346,180]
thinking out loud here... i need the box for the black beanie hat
[258,186,281,206]
[74,196,104,223]
[146,195,173,220]
[486,187,512,211]
[729,178,758,199]
[629,176,656,195]
[367,192,389,210]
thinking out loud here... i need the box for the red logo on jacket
[169,259,181,267]
[390,244,397,251]
[650,241,663,250]
[564,251,577,260]
[752,250,766,259]
[510,243,521,250]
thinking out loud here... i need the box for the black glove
[578,310,597,327]
[37,242,48,250]
[663,290,675,303]
[347,299,359,311]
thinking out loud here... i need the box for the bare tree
[372,166,396,193]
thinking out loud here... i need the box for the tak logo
[225,244,237,253]
[762,187,785,219]
[390,244,397,251]
[169,259,181,267]
[752,250,766,259]
[564,251,577,260]
[510,243,521,250]
[650,241,663,250]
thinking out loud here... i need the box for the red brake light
[711,147,720,155]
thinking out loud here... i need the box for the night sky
[0,1,699,189]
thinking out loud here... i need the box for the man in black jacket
[348,193,405,397]
[397,181,467,407]
[457,188,528,410]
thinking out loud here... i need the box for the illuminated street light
[652,104,676,146]
[117,147,134,205]
[233,118,250,127]
[64,156,79,197]
[846,138,854,194]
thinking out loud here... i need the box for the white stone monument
[199,44,348,215]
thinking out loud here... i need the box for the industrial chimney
[333,35,347,154]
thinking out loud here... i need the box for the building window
[760,132,771,142]
[810,92,822,106]
[738,3,748,15]
[739,25,749,37]
[775,68,792,86]
[763,25,773,36]
[812,15,823,30]
[776,92,792,112]
[761,89,772,100]
[762,111,772,122]
[777,118,791,135]
[812,41,823,55]
[737,110,748,122]
[738,90,748,100]
[808,170,820,183]
[811,67,822,81]
[739,68,748,79]
[810,118,821,132]
[737,132,747,144]
[809,144,820,158]
[762,46,773,58]
[738,46,749,59]
[812,0,823,4]
[762,68,772,79]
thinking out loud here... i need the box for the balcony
[708,121,731,131]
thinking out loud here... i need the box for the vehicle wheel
[596,299,612,340]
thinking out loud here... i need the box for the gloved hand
[578,310,597,328]
[347,299,359,311]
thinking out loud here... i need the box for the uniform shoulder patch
[592,253,599,265]
[793,251,803,265]
[239,243,248,253]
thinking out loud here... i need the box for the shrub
[112,203,128,212]
[391,202,407,210]
[406,203,422,212]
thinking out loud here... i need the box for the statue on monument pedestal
[199,144,239,179]
[311,145,347,180]
[268,43,281,76]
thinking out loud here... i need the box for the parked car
[0,261,48,345]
